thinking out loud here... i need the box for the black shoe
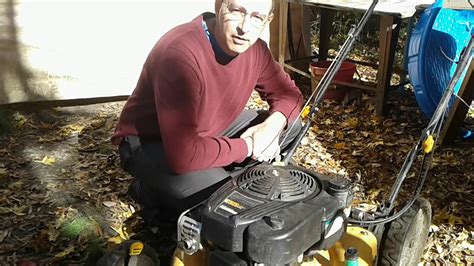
[127,180,178,229]
[127,179,144,205]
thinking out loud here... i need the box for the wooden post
[375,15,401,116]
[278,0,289,65]
[318,8,335,62]
[439,60,474,145]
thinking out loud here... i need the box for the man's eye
[252,14,265,22]
[231,8,245,15]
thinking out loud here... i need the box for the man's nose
[237,14,252,34]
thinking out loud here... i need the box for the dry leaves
[0,103,135,264]
[0,92,471,264]
[292,91,473,264]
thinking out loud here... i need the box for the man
[112,0,303,222]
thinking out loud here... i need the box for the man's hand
[257,137,280,162]
[240,112,287,161]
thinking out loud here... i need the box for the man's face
[214,0,273,56]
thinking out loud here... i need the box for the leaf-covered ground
[0,89,472,265]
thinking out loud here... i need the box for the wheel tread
[378,197,431,266]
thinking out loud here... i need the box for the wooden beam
[0,95,129,110]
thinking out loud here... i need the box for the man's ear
[267,13,274,24]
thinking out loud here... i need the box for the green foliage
[60,216,100,240]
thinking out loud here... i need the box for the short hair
[218,0,275,15]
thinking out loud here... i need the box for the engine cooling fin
[237,165,319,202]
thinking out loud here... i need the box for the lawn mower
[101,1,474,265]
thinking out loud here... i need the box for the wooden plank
[1,95,129,109]
[439,60,474,145]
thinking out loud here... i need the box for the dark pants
[119,110,302,217]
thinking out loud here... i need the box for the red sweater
[112,15,303,174]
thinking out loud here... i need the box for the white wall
[1,1,266,104]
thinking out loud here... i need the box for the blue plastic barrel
[407,0,473,117]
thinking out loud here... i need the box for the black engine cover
[200,164,350,265]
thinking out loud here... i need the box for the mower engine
[177,164,353,265]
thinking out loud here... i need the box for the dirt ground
[0,89,473,265]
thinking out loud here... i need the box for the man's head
[213,0,274,56]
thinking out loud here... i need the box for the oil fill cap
[328,177,350,193]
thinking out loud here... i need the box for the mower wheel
[379,197,431,266]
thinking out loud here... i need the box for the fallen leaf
[0,230,8,242]
[12,206,27,216]
[39,156,56,166]
[110,226,129,240]
[335,131,344,140]
[67,124,85,133]
[102,201,116,208]
[341,117,359,129]
[107,235,124,245]
[0,168,7,177]
[368,188,382,200]
[367,141,384,148]
[429,224,439,233]
[0,207,12,214]
[105,169,117,175]
[54,246,75,258]
[462,242,474,251]
[448,214,463,225]
[13,112,28,128]
[334,142,346,150]
[369,116,381,125]
[435,243,444,254]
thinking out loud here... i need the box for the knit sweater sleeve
[255,41,303,123]
[151,49,248,174]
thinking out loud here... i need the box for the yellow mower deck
[171,226,377,266]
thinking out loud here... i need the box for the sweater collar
[201,13,237,63]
